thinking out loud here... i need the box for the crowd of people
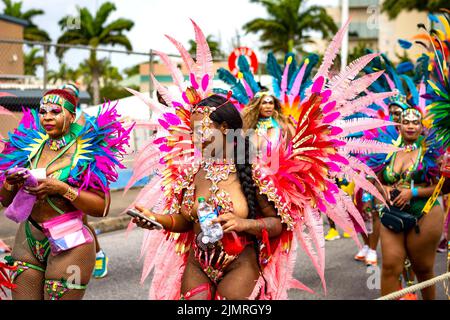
[0,14,449,301]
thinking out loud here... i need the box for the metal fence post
[149,49,154,99]
[43,44,48,90]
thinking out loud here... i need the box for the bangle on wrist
[63,186,79,202]
[3,181,15,192]
[411,187,419,197]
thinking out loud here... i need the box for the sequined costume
[129,19,400,300]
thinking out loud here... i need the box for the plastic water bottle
[197,197,223,244]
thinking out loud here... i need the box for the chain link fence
[0,38,161,98]
[0,38,231,188]
[0,39,162,187]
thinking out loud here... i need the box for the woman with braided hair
[133,94,282,299]
[129,19,402,300]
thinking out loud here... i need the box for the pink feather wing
[150,74,174,107]
[288,62,308,105]
[328,53,379,92]
[154,50,186,91]
[190,19,213,92]
[315,19,351,80]
[165,34,196,75]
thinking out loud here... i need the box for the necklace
[403,143,418,153]
[46,133,73,151]
[202,158,236,192]
[257,117,278,132]
[203,158,236,214]
[181,159,237,222]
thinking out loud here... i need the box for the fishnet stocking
[10,222,45,300]
[44,227,96,300]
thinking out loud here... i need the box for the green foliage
[56,1,134,57]
[382,0,450,19]
[47,63,81,84]
[56,1,134,104]
[77,58,124,102]
[100,84,136,101]
[24,47,43,75]
[243,0,337,56]
[123,64,140,78]
[188,34,224,59]
[2,0,51,41]
[348,41,374,62]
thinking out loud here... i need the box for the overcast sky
[0,0,339,72]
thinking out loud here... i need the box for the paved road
[4,226,446,300]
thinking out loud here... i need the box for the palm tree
[24,47,43,75]
[243,0,337,56]
[1,0,51,41]
[56,2,134,104]
[382,0,449,19]
[77,58,123,102]
[123,63,140,78]
[47,63,81,85]
[99,58,123,87]
[188,34,224,59]
[348,41,372,63]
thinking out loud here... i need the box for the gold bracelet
[63,186,79,202]
[3,181,15,192]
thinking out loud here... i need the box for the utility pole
[235,29,241,48]
[43,44,48,91]
[341,0,349,73]
[149,49,154,99]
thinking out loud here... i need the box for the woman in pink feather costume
[132,94,284,300]
[128,19,403,300]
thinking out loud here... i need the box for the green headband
[60,83,80,98]
[40,94,75,113]
[388,94,410,111]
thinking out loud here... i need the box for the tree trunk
[90,49,100,105]
[287,39,294,53]
[92,69,100,105]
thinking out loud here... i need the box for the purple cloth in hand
[4,168,39,223]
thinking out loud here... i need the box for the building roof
[0,14,29,27]
[0,89,91,111]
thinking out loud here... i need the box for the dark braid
[199,95,262,269]
[199,95,259,219]
[234,136,257,220]
[234,135,264,276]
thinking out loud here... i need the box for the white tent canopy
[83,91,152,121]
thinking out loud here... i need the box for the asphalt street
[3,225,446,300]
